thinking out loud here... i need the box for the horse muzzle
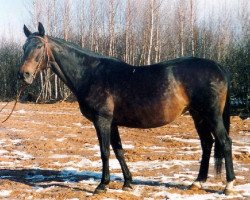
[18,71,34,85]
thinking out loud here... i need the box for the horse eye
[35,54,41,62]
[37,45,43,49]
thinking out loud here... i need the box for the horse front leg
[93,116,112,194]
[111,124,133,190]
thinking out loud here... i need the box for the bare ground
[0,102,249,200]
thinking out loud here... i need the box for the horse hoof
[189,185,201,191]
[122,185,133,191]
[189,182,202,191]
[224,189,238,196]
[94,188,107,194]
[94,185,107,194]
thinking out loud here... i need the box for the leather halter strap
[29,36,51,78]
[29,35,68,84]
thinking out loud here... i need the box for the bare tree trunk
[155,3,161,63]
[190,0,195,56]
[125,0,132,63]
[108,0,117,57]
[90,0,97,51]
[63,0,71,41]
[147,0,155,65]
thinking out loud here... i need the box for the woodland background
[0,0,249,115]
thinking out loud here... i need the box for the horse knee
[101,148,110,160]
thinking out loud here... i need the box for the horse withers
[18,23,236,195]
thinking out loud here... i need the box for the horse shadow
[0,168,219,194]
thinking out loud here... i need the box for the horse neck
[48,37,97,95]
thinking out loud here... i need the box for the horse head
[19,22,50,84]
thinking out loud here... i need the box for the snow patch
[235,183,250,197]
[12,150,33,159]
[0,150,8,155]
[0,190,12,197]
[56,138,66,142]
[9,128,25,132]
[49,154,70,159]
[16,109,26,114]
[73,123,94,129]
[159,135,199,144]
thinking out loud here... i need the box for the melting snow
[16,109,26,114]
[73,123,94,129]
[159,135,200,144]
[0,190,12,197]
[9,128,25,132]
[0,150,8,155]
[56,138,66,142]
[12,150,33,159]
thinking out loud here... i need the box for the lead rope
[1,36,50,123]
[1,84,28,123]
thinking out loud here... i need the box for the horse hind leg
[190,112,214,190]
[110,124,133,190]
[211,116,236,195]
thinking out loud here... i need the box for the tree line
[0,0,249,115]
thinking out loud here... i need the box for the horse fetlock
[115,149,124,157]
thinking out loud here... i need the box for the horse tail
[223,81,231,134]
[214,71,231,177]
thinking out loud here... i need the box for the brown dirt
[0,102,249,199]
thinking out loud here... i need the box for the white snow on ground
[158,135,200,144]
[0,190,12,197]
[49,154,71,159]
[56,138,66,142]
[235,183,250,197]
[0,120,249,199]
[128,160,197,172]
[233,145,250,154]
[12,150,33,159]
[142,146,165,150]
[9,128,25,132]
[0,150,8,155]
[73,123,94,129]
[15,109,26,114]
[165,192,228,200]
[0,139,6,145]
[12,139,22,144]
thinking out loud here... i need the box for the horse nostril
[23,72,30,79]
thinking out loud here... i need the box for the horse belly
[114,98,187,128]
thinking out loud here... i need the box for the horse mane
[48,36,122,63]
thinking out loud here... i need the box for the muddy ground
[0,102,249,200]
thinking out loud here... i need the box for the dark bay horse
[18,23,236,195]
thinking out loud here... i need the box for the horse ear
[38,22,45,36]
[23,25,31,37]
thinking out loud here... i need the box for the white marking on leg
[192,181,202,189]
[225,180,235,190]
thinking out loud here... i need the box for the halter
[29,36,51,79]
[28,35,68,87]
